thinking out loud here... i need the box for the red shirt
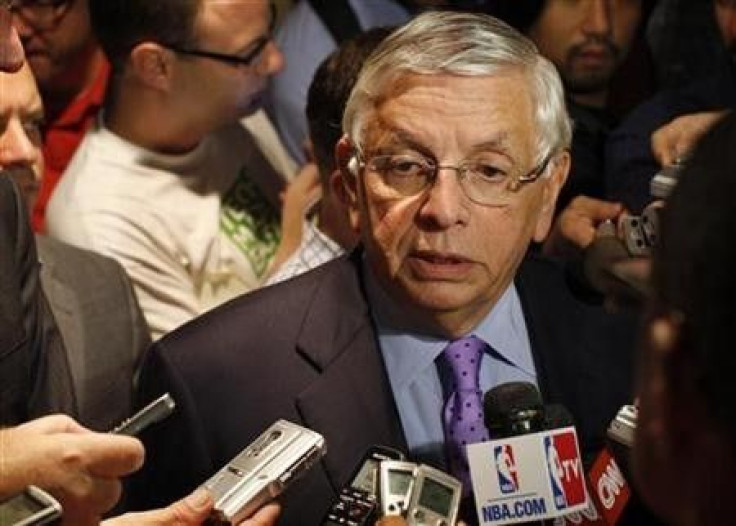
[33,60,110,232]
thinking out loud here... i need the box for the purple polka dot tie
[441,335,489,493]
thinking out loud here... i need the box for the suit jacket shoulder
[516,255,638,461]
[129,253,405,525]
[37,236,150,431]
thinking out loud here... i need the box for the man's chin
[563,67,615,97]
[237,91,266,118]
[400,279,486,315]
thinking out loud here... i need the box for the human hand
[102,488,281,526]
[271,163,322,271]
[0,415,144,526]
[375,516,467,526]
[375,517,408,526]
[542,196,625,261]
[281,162,322,241]
[651,111,728,166]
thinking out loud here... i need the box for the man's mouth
[570,39,619,68]
[415,250,469,264]
[408,250,474,279]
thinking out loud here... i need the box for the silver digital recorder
[203,420,326,525]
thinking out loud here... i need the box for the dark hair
[482,0,658,33]
[305,27,393,182]
[480,0,545,32]
[653,111,736,442]
[88,0,200,73]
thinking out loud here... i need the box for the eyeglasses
[6,0,71,31]
[163,3,276,69]
[355,151,553,207]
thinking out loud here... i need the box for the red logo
[549,431,586,507]
[588,448,630,524]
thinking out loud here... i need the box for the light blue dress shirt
[364,267,538,467]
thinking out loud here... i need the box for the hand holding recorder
[0,415,144,526]
[0,394,281,526]
[102,489,280,526]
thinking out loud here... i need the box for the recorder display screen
[0,492,49,525]
[388,470,413,495]
[351,459,378,494]
[417,478,453,516]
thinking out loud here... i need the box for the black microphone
[481,386,661,525]
[544,403,575,429]
[482,383,562,525]
[478,383,592,525]
[484,381,545,438]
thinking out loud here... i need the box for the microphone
[558,405,655,526]
[468,383,589,524]
[484,381,545,438]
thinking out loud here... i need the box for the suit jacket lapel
[293,253,407,490]
[515,258,578,405]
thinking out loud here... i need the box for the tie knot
[441,335,485,391]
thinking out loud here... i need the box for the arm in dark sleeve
[0,177,76,424]
[604,98,674,213]
[125,340,214,512]
[605,75,736,213]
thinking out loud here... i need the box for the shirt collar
[363,261,536,390]
[50,59,110,128]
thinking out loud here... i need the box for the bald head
[0,62,45,209]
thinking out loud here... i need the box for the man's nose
[261,39,284,76]
[417,167,471,230]
[581,0,612,37]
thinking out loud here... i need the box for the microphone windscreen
[544,404,575,429]
[484,382,544,437]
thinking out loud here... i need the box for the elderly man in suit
[130,12,637,525]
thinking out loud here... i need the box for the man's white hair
[343,11,572,166]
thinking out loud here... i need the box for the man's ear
[129,42,175,92]
[335,136,359,205]
[334,135,362,232]
[533,150,570,242]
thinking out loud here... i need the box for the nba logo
[494,444,519,494]
[544,432,586,510]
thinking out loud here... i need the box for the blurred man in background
[9,0,108,231]
[47,0,320,340]
[485,0,655,212]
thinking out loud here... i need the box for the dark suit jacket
[128,252,637,525]
[37,236,151,431]
[0,177,76,425]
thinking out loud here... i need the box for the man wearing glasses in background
[7,0,109,231]
[130,12,638,526]
[46,0,321,341]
